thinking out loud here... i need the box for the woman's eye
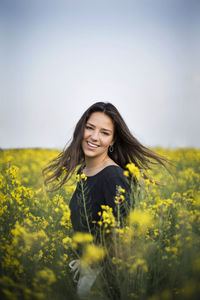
[86,126,92,130]
[102,132,109,135]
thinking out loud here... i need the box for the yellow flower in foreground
[81,244,105,265]
[81,173,87,180]
[76,173,87,181]
[73,232,93,243]
[100,205,116,227]
[126,163,140,180]
[128,209,153,229]
[123,170,129,177]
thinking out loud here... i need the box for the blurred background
[0,0,199,150]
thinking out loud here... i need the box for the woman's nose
[91,130,99,141]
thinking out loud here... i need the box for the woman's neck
[85,155,109,169]
[83,155,114,176]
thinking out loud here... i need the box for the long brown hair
[42,102,173,192]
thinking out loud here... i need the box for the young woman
[42,102,171,299]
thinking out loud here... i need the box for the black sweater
[69,165,131,236]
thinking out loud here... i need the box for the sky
[0,0,200,150]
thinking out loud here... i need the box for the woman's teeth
[87,142,98,148]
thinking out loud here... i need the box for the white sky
[0,0,200,149]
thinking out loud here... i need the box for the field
[0,148,200,300]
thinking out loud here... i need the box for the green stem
[80,180,91,235]
[117,204,120,228]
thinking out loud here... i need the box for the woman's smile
[86,141,99,149]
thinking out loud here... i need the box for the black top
[69,165,131,237]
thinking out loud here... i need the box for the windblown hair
[42,102,173,192]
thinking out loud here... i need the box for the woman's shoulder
[101,165,124,177]
[85,165,124,179]
[77,163,128,185]
[100,165,131,193]
[100,165,129,185]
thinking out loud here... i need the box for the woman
[42,102,171,299]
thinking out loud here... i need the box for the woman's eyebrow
[86,122,112,133]
[86,122,95,127]
[102,128,112,132]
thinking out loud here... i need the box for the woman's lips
[86,141,99,149]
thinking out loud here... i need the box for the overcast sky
[0,0,200,150]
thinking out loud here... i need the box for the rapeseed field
[0,148,200,300]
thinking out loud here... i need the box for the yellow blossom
[34,268,56,286]
[81,244,105,265]
[145,179,151,185]
[72,232,93,243]
[123,170,129,177]
[126,163,140,180]
[80,173,87,180]
[128,209,153,229]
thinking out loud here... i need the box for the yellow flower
[62,236,72,245]
[129,258,148,274]
[115,200,121,205]
[128,209,153,232]
[81,244,105,265]
[72,232,93,243]
[100,206,116,227]
[123,170,129,177]
[126,163,140,180]
[34,268,56,286]
[145,179,151,185]
[62,166,67,174]
[81,173,87,180]
[38,250,43,259]
[120,195,125,201]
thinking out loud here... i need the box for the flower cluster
[97,205,116,230]
[124,163,140,180]
[114,186,126,205]
[76,173,87,182]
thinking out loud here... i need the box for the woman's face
[81,112,114,160]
